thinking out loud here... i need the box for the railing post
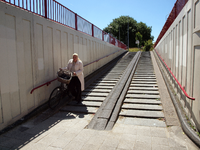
[92,24,94,37]
[44,0,47,18]
[75,13,78,30]
[102,31,104,41]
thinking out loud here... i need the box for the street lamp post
[127,16,129,51]
[119,26,120,41]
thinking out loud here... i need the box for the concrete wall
[155,0,200,131]
[0,1,125,130]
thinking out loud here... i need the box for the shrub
[144,39,153,51]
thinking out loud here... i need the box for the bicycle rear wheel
[48,87,62,109]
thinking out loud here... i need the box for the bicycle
[48,70,72,109]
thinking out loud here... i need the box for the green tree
[144,39,153,51]
[135,32,142,47]
[137,22,154,46]
[103,16,154,48]
[103,16,137,47]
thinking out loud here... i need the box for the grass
[128,47,144,52]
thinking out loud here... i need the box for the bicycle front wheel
[48,87,62,109]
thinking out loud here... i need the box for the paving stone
[150,127,168,138]
[152,145,170,150]
[98,145,116,150]
[135,137,152,147]
[117,138,135,150]
[63,139,85,150]
[152,137,169,146]
[101,136,120,148]
[0,136,24,149]
[81,144,100,150]
[86,134,107,146]
[121,125,137,135]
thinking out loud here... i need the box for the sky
[56,0,177,43]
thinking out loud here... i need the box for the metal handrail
[154,49,195,100]
[0,0,127,50]
[30,50,122,94]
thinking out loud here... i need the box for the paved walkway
[0,52,199,150]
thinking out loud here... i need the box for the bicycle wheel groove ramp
[60,52,137,115]
[118,52,166,128]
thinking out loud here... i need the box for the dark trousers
[68,76,82,102]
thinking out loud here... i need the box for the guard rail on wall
[30,50,122,94]
[154,49,195,101]
[0,0,127,49]
[154,0,188,48]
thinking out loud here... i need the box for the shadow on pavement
[0,100,89,149]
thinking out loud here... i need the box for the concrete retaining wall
[0,1,125,130]
[155,0,200,131]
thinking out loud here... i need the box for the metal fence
[1,0,127,49]
[154,0,188,47]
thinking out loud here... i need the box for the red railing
[154,0,188,48]
[155,49,195,100]
[1,0,127,50]
[30,50,122,94]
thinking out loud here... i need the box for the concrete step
[124,98,161,104]
[126,94,160,99]
[91,83,115,86]
[82,96,105,101]
[88,85,113,89]
[122,104,163,111]
[119,109,164,118]
[127,90,160,95]
[132,78,156,81]
[129,87,158,91]
[117,117,166,127]
[135,71,154,73]
[134,75,155,77]
[68,101,102,107]
[61,105,97,114]
[134,73,155,75]
[82,92,108,97]
[97,78,119,81]
[84,89,111,93]
[130,84,158,87]
[133,77,156,79]
[131,81,157,84]
[94,80,117,83]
